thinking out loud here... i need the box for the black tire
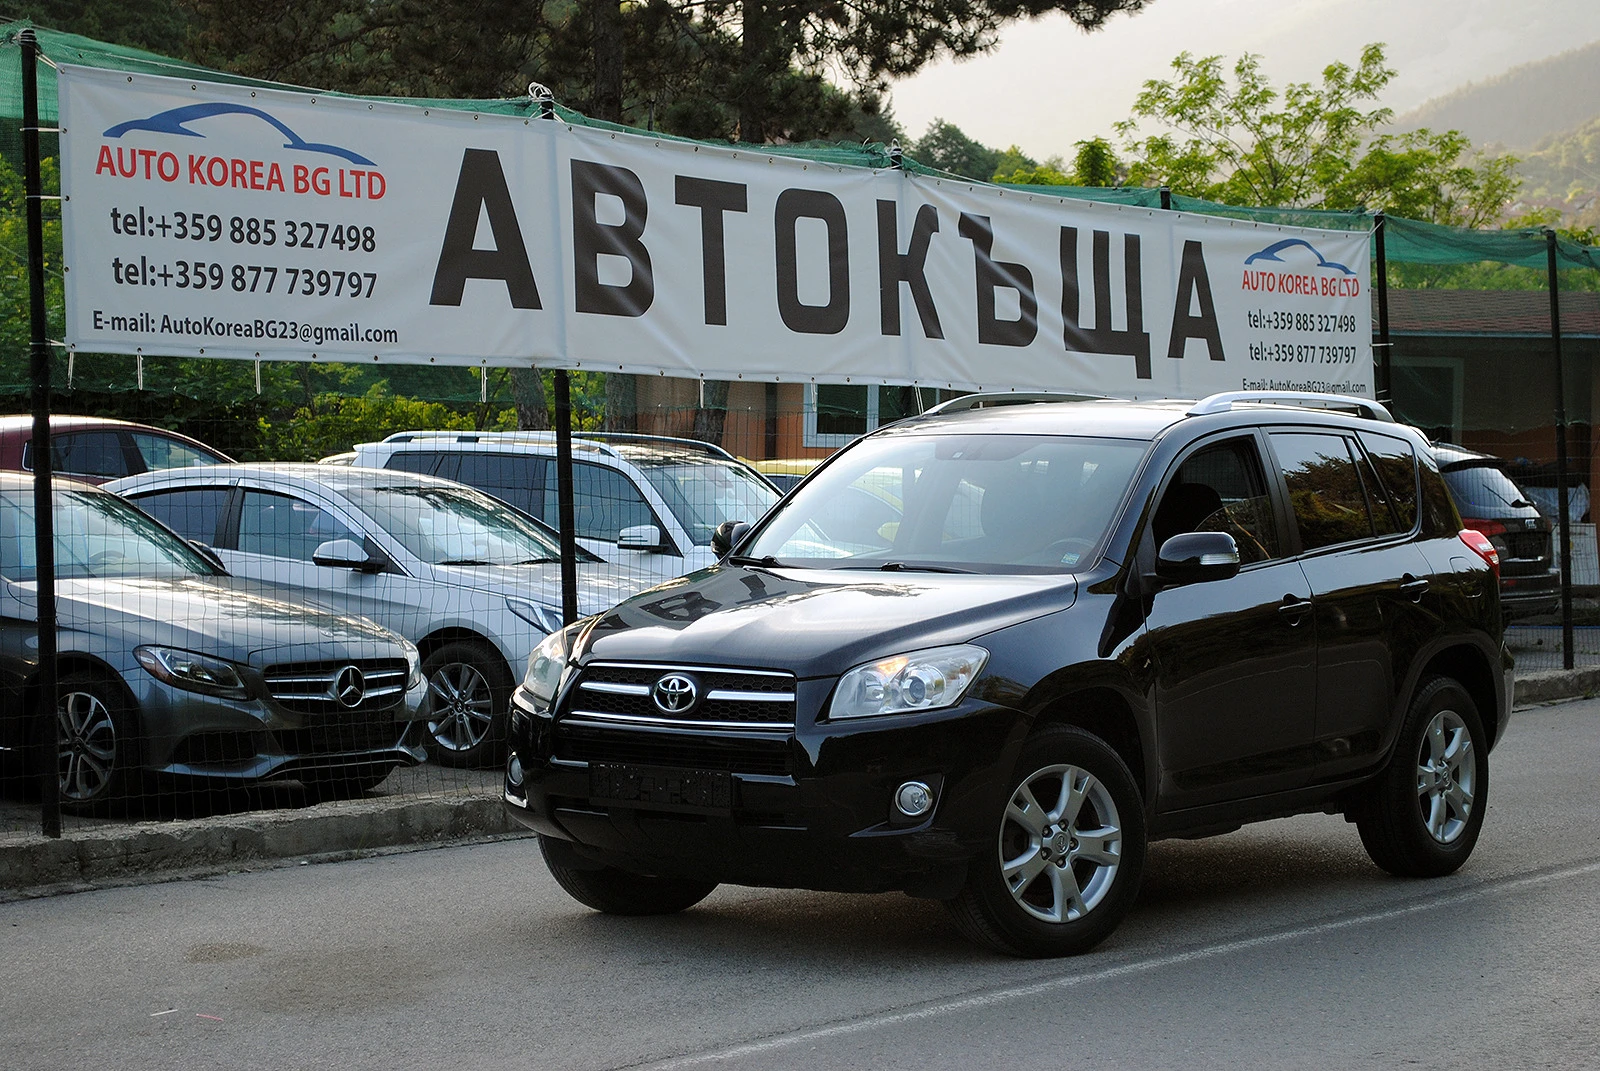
[539,836,718,916]
[1357,675,1489,878]
[422,640,512,768]
[53,671,139,816]
[945,725,1146,957]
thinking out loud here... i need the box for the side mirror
[616,524,663,551]
[711,520,752,559]
[1155,531,1240,585]
[313,537,388,572]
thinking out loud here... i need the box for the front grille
[277,709,405,756]
[264,658,408,714]
[553,724,793,776]
[568,662,796,728]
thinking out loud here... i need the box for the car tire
[945,725,1146,957]
[539,836,718,916]
[1356,675,1488,878]
[422,641,511,769]
[53,671,139,815]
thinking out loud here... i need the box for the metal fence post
[553,369,578,625]
[1547,229,1574,670]
[21,28,60,837]
[1374,212,1392,404]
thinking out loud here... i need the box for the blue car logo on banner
[1243,238,1358,277]
[103,102,376,166]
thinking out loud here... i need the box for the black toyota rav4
[504,391,1511,957]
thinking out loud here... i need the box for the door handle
[1278,596,1313,625]
[1399,575,1429,602]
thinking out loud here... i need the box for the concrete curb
[0,793,530,900]
[0,668,1594,899]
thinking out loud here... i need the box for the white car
[107,464,655,767]
[345,431,780,581]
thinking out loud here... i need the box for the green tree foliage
[913,119,1002,180]
[1117,43,1519,224]
[994,138,1123,186]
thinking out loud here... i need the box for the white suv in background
[344,432,780,580]
[108,464,655,767]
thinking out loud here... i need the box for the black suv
[504,392,1510,956]
[1432,443,1558,621]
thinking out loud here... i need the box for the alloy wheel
[58,689,117,802]
[426,662,495,754]
[999,762,1123,923]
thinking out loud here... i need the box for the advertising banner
[60,64,1373,397]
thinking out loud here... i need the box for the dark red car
[0,415,233,485]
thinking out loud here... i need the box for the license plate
[588,763,733,810]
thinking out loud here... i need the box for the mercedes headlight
[828,644,988,719]
[134,645,249,699]
[401,638,422,690]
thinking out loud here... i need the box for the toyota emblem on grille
[332,665,366,708]
[652,673,698,714]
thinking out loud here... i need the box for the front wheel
[1356,676,1489,878]
[540,837,718,916]
[422,641,511,768]
[54,671,139,815]
[945,726,1146,957]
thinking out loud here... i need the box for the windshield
[343,484,565,566]
[0,486,217,581]
[742,433,1148,572]
[637,459,780,546]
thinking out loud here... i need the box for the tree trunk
[590,0,624,122]
[739,0,767,143]
[603,372,637,431]
[692,380,731,445]
[511,366,551,430]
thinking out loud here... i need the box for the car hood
[580,564,1077,678]
[426,561,658,615]
[20,576,402,666]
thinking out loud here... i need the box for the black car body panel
[506,398,1509,908]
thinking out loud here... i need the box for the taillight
[1460,518,1506,538]
[1460,528,1500,579]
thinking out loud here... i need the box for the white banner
[60,64,1372,397]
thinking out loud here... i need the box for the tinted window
[130,432,225,471]
[1271,432,1374,551]
[455,453,547,518]
[1156,438,1281,564]
[131,488,230,543]
[51,431,131,479]
[384,451,440,476]
[0,486,213,581]
[1359,432,1419,530]
[564,462,657,542]
[1440,464,1529,515]
[341,483,562,565]
[238,491,357,561]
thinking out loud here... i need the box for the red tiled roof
[1381,289,1600,336]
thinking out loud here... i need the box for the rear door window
[1269,432,1377,551]
[129,488,231,544]
[1358,432,1419,531]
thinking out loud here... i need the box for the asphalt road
[3,699,1598,1071]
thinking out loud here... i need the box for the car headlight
[520,625,575,713]
[507,597,564,636]
[401,638,422,690]
[134,645,249,699]
[828,644,989,719]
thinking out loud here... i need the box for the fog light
[894,780,934,818]
[506,753,525,789]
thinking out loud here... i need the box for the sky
[889,0,1600,160]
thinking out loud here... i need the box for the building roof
[1383,289,1600,337]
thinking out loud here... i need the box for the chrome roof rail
[922,391,1108,415]
[1187,391,1394,423]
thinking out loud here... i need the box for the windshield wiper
[727,554,787,568]
[435,558,493,566]
[512,557,559,565]
[877,561,977,574]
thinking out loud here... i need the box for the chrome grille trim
[565,712,792,732]
[579,681,651,696]
[705,689,794,703]
[585,661,792,678]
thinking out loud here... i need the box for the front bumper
[133,670,428,782]
[502,686,1028,897]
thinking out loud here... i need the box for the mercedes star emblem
[332,665,366,708]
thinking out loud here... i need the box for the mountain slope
[1395,39,1600,151]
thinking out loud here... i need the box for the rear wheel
[422,641,510,768]
[1357,676,1488,878]
[945,726,1146,957]
[540,837,718,916]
